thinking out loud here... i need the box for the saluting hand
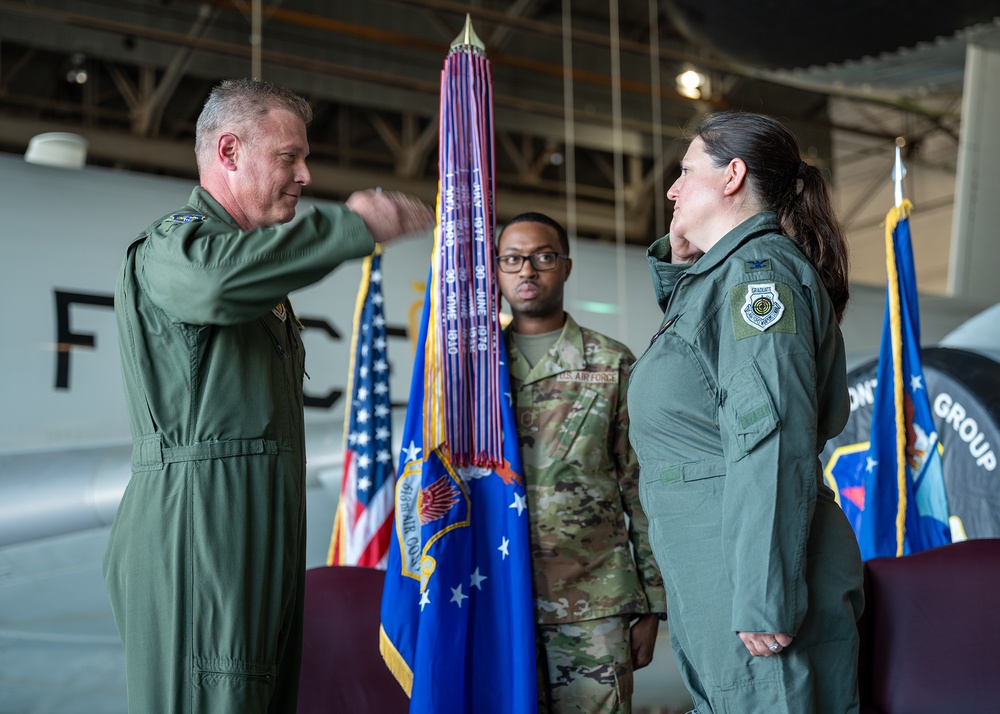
[346,189,435,244]
[668,232,702,264]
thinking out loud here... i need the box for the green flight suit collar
[187,186,241,228]
[646,211,781,313]
[505,312,587,385]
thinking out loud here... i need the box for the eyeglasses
[495,252,567,273]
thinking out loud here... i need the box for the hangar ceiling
[0,0,997,244]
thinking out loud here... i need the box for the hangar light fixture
[676,65,707,99]
[65,53,88,85]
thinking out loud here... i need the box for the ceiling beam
[0,114,650,241]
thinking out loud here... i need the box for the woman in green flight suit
[628,112,864,713]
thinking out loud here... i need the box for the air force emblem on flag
[742,283,784,331]
[395,449,471,589]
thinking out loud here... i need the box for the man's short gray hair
[194,78,313,172]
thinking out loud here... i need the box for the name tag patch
[556,371,618,383]
[730,282,796,339]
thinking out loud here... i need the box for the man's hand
[629,614,660,670]
[346,189,435,244]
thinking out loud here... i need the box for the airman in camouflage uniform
[497,213,667,714]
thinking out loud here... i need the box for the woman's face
[666,137,729,251]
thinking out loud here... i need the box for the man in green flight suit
[496,212,668,714]
[104,78,433,713]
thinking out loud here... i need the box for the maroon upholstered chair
[297,565,410,714]
[857,538,1000,714]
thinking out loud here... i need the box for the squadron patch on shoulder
[166,213,205,223]
[729,282,796,339]
[742,283,783,330]
[272,303,287,322]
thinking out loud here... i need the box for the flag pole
[886,140,909,555]
[892,137,906,208]
[452,12,485,51]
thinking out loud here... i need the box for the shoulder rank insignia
[167,213,205,223]
[744,258,771,272]
[272,303,287,322]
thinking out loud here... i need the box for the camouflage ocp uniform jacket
[504,313,667,624]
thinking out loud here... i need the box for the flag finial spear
[450,13,485,53]
[893,137,907,208]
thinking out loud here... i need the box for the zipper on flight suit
[195,668,273,682]
[259,317,289,359]
[287,303,309,379]
[631,312,680,375]
[649,314,679,345]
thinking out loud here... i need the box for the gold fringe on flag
[882,198,913,557]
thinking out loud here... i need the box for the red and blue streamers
[437,46,502,467]
[380,34,537,712]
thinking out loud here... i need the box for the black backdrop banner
[822,347,1000,540]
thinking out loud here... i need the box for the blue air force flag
[378,277,537,713]
[859,199,952,559]
[379,19,537,711]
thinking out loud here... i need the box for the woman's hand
[668,223,703,264]
[738,631,794,657]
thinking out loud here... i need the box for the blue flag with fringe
[378,278,536,713]
[378,18,537,713]
[859,198,952,560]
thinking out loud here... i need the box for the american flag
[328,249,395,569]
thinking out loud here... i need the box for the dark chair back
[858,538,1000,714]
[298,565,410,714]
